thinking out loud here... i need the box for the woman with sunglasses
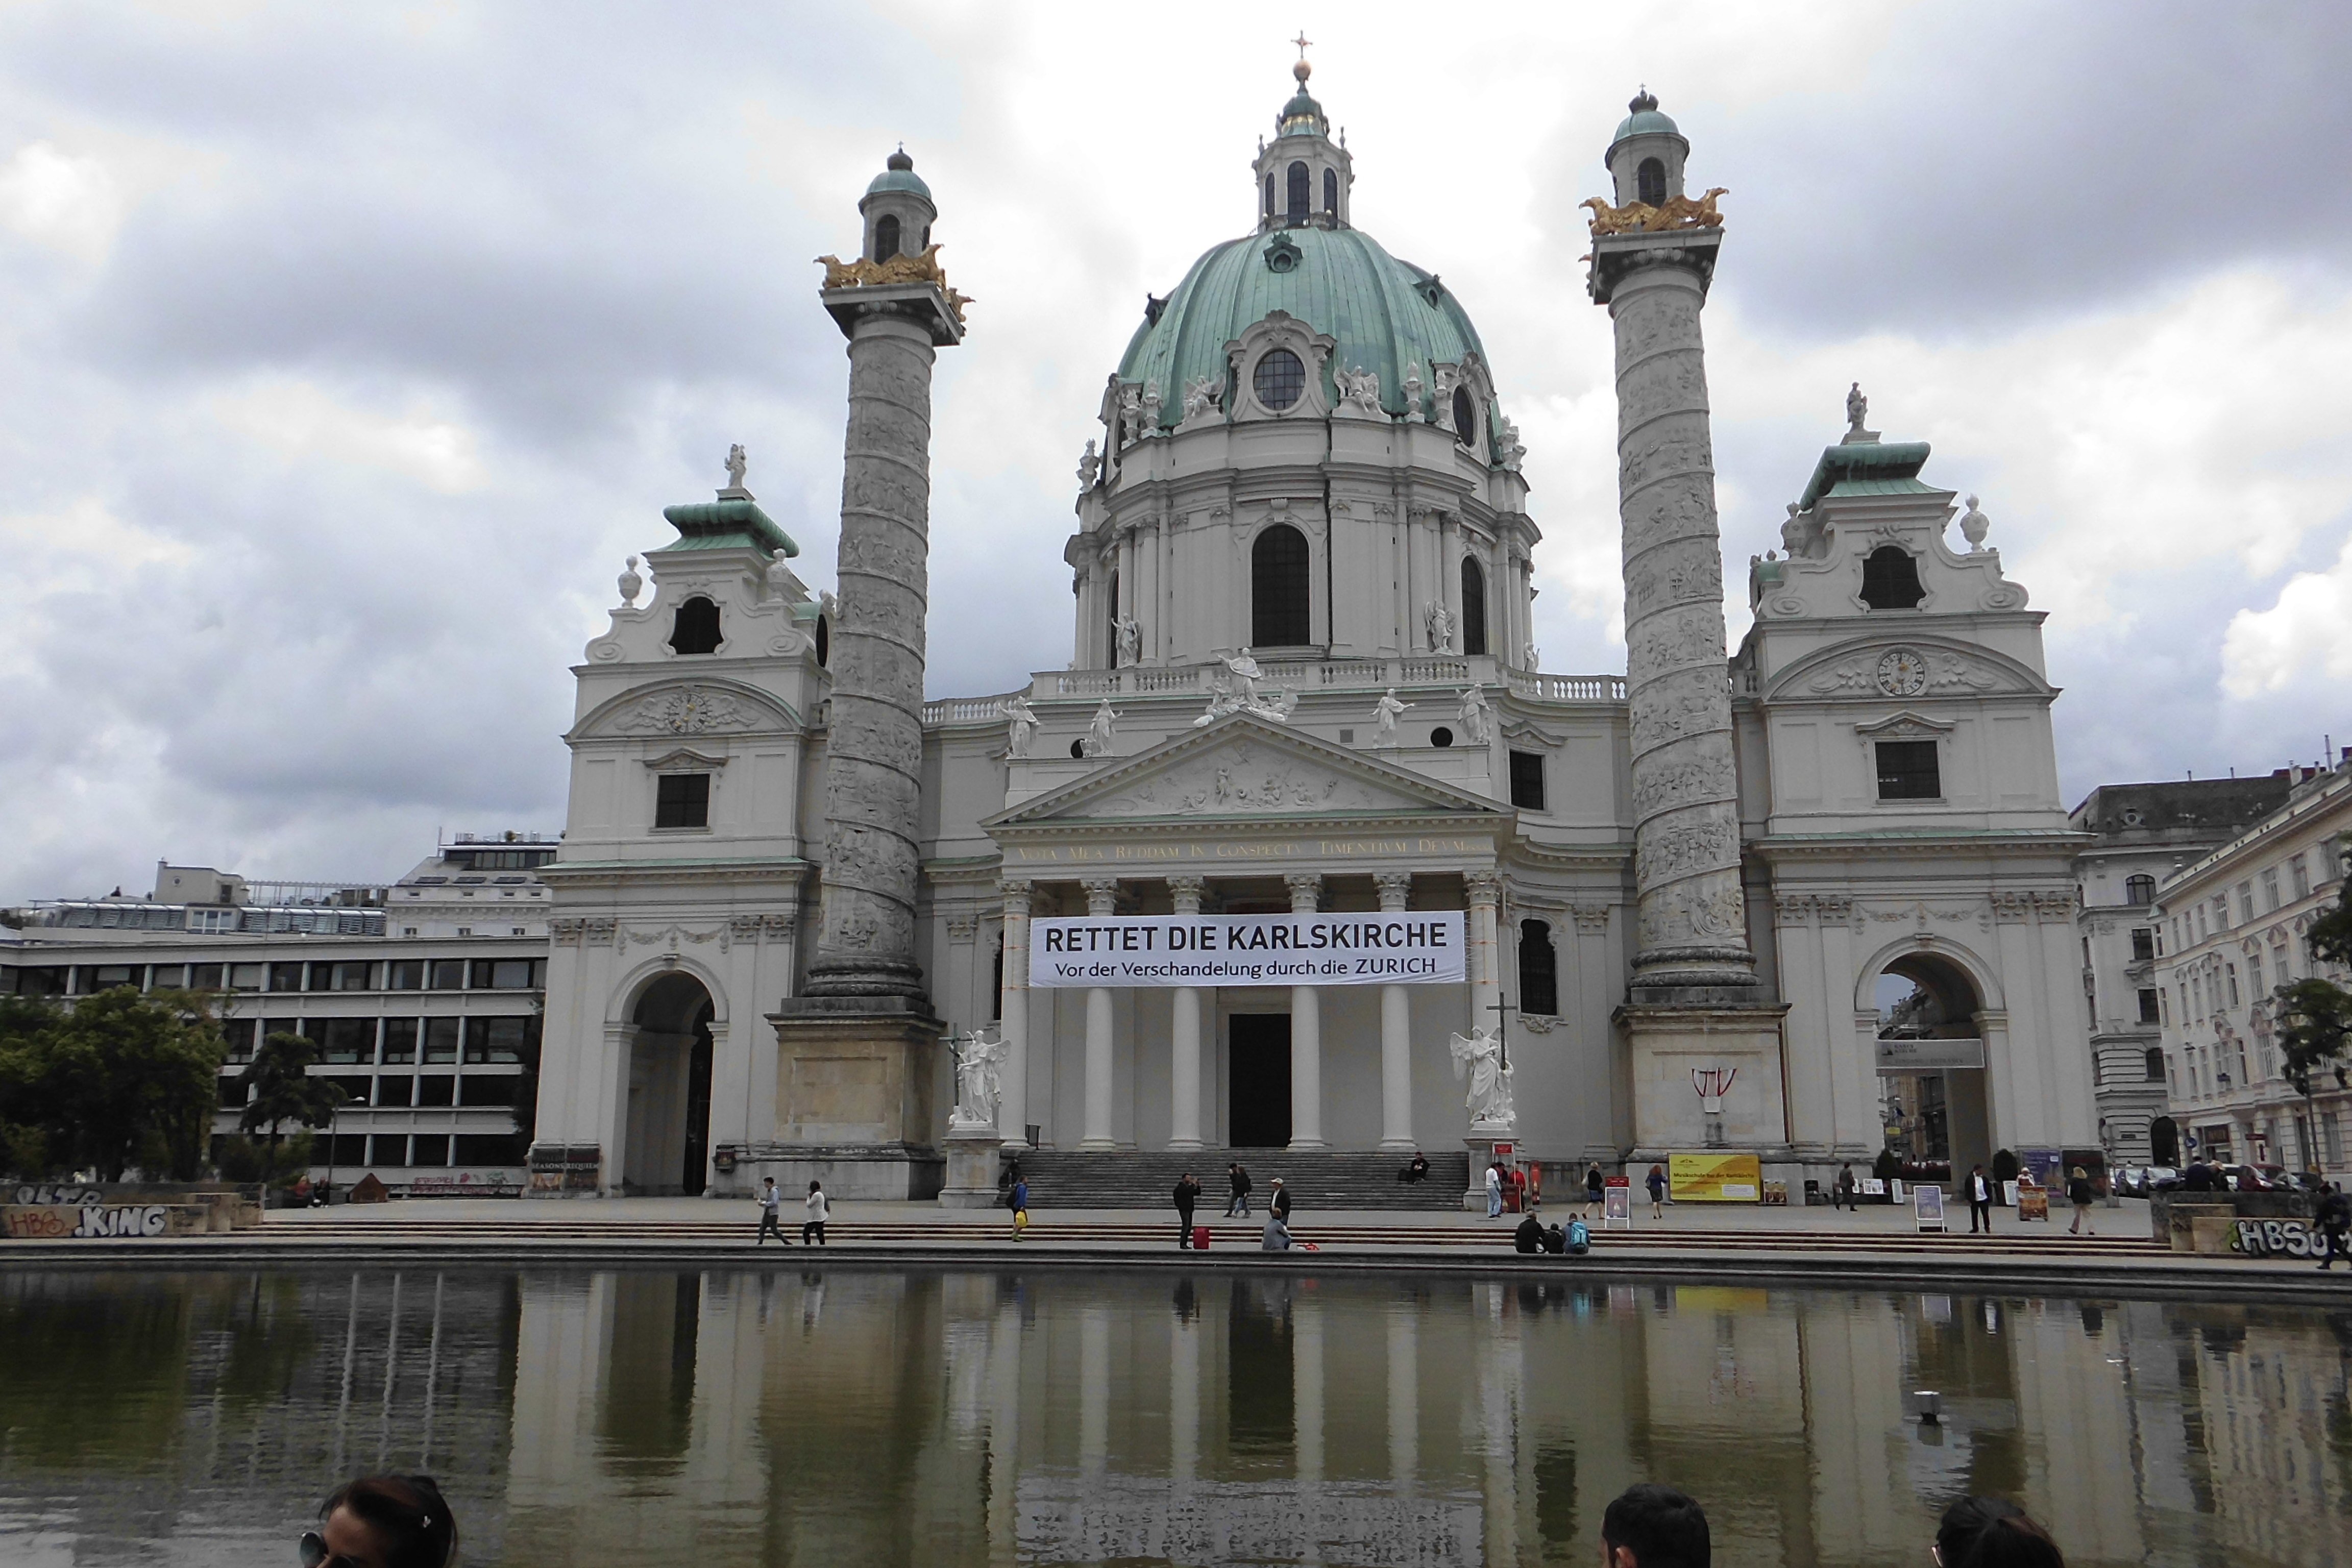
[301,1475,458,1568]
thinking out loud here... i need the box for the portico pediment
[984,715,1508,830]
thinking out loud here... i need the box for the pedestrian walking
[1173,1172,1201,1248]
[756,1176,790,1245]
[1833,1163,1857,1212]
[1585,1163,1606,1216]
[1601,1482,1708,1568]
[1967,1163,1994,1233]
[2315,1182,2350,1270]
[2065,1166,2097,1236]
[1010,1173,1030,1240]
[802,1180,829,1245]
[1486,1162,1505,1219]
[1226,1161,1253,1217]
[1269,1177,1292,1225]
[1645,1163,1667,1219]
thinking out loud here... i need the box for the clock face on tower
[1876,648,1927,697]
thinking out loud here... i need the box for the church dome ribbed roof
[1115,224,1489,429]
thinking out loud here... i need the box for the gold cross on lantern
[1292,31,1312,62]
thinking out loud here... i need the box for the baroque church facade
[527,64,2095,1199]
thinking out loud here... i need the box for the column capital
[1167,875,1208,914]
[1465,869,1503,905]
[1284,872,1324,913]
[1373,872,1414,912]
[1079,875,1120,915]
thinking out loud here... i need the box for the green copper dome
[864,149,932,201]
[1115,224,1491,430]
[1608,90,1681,151]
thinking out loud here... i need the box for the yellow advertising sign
[1668,1152,1763,1203]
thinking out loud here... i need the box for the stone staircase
[1003,1148,1472,1213]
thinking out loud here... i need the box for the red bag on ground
[1193,1226,1212,1250]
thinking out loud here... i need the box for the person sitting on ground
[1514,1211,1545,1254]
[1542,1221,1568,1255]
[307,1475,458,1568]
[1601,1482,1709,1568]
[1400,1152,1430,1184]
[1261,1215,1293,1251]
[1949,1509,2066,1567]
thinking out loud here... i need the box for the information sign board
[1603,1184,1632,1229]
[1668,1152,1762,1203]
[1031,913,1465,988]
[1914,1183,1947,1232]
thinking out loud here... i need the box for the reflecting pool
[0,1267,2346,1566]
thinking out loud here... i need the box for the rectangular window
[2262,869,2281,911]
[2213,895,2230,932]
[375,1074,413,1108]
[229,963,264,992]
[469,958,539,991]
[328,1133,368,1166]
[2237,883,2255,922]
[2292,854,2311,898]
[654,772,712,830]
[332,961,376,991]
[322,1074,373,1109]
[386,960,425,991]
[2226,965,2240,1008]
[267,962,305,993]
[368,1134,411,1167]
[458,1073,521,1106]
[2159,989,2170,1024]
[2130,928,2155,962]
[381,1018,419,1064]
[190,963,226,991]
[2138,988,2160,1024]
[415,1074,456,1107]
[217,1075,247,1109]
[222,1019,258,1062]
[1507,750,1548,812]
[410,1135,450,1168]
[466,1015,537,1064]
[454,1134,528,1166]
[2249,952,2265,999]
[150,964,186,990]
[429,959,467,990]
[423,1017,460,1063]
[1874,740,1941,800]
[320,1018,377,1065]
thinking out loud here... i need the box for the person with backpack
[1009,1172,1030,1240]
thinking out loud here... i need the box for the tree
[0,988,223,1180]
[2273,836,2352,1172]
[240,1032,353,1182]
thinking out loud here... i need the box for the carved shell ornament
[1876,648,1928,697]
[617,688,748,734]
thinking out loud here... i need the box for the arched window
[1286,161,1310,220]
[1264,173,1275,217]
[1518,920,1559,1016]
[1252,524,1311,647]
[1636,157,1667,207]
[1105,570,1120,665]
[2124,874,2156,905]
[669,595,722,655]
[1322,167,1338,216]
[1252,348,1306,410]
[1859,546,1926,610]
[1452,386,1478,452]
[814,613,829,667]
[1460,555,1488,656]
[873,213,901,262]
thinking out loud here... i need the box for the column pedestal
[939,1124,1004,1209]
[1613,1001,1795,1163]
[758,997,945,1200]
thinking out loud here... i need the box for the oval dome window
[1254,349,1306,411]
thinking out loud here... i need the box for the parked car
[2117,1166,2177,1197]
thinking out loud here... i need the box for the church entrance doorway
[1874,953,1991,1184]
[625,972,717,1195]
[1228,1014,1292,1147]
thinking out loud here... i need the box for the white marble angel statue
[1370,688,1413,747]
[1081,699,1120,757]
[724,443,748,490]
[1114,616,1141,667]
[949,1027,1006,1128]
[1450,1025,1515,1130]
[1002,693,1038,758]
[1457,683,1492,746]
[1424,599,1457,654]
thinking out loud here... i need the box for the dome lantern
[1253,37,1353,233]
[858,145,937,264]
[1604,87,1690,210]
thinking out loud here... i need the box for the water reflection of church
[526,60,2095,1198]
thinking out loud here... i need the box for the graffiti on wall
[10,1184,104,1206]
[1,1205,174,1239]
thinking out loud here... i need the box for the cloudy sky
[3,1,2349,902]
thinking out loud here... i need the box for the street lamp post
[321,1093,365,1206]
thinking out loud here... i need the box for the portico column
[1467,870,1503,1036]
[1079,876,1119,1150]
[1168,876,1208,1149]
[1286,873,1326,1149]
[1375,873,1417,1150]
[997,877,1034,1148]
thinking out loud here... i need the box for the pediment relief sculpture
[1082,748,1396,819]
[582,681,793,740]
[1768,639,2047,704]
